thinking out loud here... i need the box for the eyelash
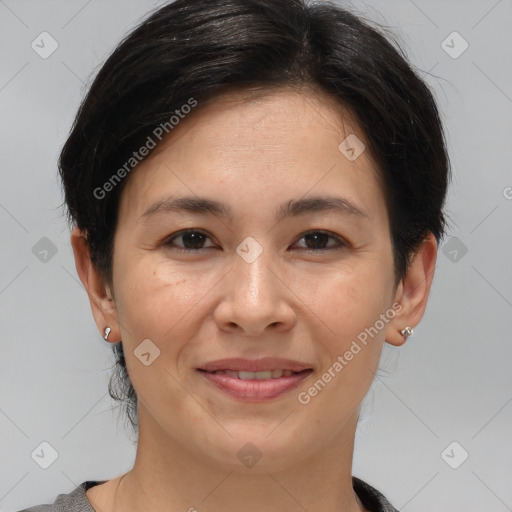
[163,229,347,253]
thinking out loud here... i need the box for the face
[104,87,401,470]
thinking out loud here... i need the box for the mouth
[196,358,313,401]
[198,368,306,379]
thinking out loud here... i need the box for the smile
[197,368,313,401]
[205,369,299,379]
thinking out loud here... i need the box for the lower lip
[198,370,312,401]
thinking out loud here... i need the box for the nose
[213,246,297,336]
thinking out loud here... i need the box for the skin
[72,86,437,512]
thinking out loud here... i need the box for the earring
[104,327,112,341]
[400,326,413,340]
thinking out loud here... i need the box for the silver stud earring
[400,326,413,340]
[104,327,112,341]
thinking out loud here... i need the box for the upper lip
[198,357,313,373]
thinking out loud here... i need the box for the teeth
[211,369,298,379]
[239,371,270,380]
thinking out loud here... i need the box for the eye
[293,230,346,251]
[162,229,346,253]
[163,229,216,252]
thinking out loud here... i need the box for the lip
[197,358,314,402]
[198,357,313,373]
[198,368,313,402]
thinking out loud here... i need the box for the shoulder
[15,480,105,512]
[352,476,400,512]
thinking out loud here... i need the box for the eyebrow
[141,195,369,222]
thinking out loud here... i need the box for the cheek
[112,259,204,408]
[293,255,394,411]
[296,272,388,429]
[293,256,394,342]
[113,255,206,344]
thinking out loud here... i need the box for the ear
[385,232,438,346]
[70,226,120,342]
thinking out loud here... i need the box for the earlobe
[385,232,438,346]
[70,227,119,342]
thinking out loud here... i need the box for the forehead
[118,86,387,223]
[154,86,371,160]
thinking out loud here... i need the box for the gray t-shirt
[16,476,399,512]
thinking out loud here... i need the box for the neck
[113,407,367,512]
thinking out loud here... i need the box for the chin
[191,428,313,473]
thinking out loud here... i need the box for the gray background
[1,1,511,511]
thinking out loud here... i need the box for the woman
[19,0,450,510]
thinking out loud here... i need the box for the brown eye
[294,231,346,251]
[163,229,346,254]
[164,230,215,252]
